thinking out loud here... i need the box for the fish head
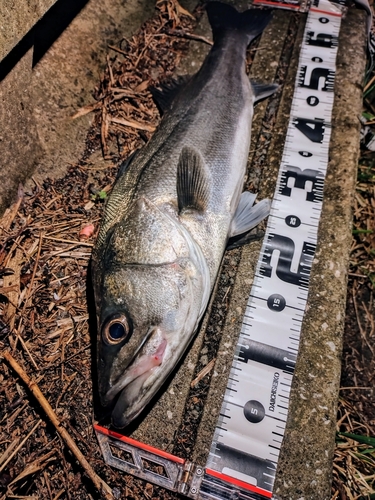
[92,197,210,428]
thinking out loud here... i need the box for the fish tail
[206,2,272,44]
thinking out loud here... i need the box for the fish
[91,1,278,428]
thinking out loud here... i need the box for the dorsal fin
[177,147,210,213]
[150,76,191,114]
[116,149,139,179]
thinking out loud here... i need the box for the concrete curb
[274,9,366,499]
[191,6,367,500]
[0,0,154,214]
[131,5,367,499]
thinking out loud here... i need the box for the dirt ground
[0,1,374,499]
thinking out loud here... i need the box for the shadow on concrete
[0,0,89,82]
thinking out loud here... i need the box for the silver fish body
[92,2,277,428]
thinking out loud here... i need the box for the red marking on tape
[253,0,300,9]
[309,7,342,16]
[205,468,273,499]
[94,424,185,464]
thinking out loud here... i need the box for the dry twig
[2,351,114,500]
[0,419,41,473]
[190,358,215,388]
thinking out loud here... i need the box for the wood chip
[190,358,216,388]
[110,116,156,132]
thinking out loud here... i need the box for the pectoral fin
[229,192,270,237]
[177,147,210,213]
[251,81,279,102]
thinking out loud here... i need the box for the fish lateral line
[112,259,195,270]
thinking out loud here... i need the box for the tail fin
[206,2,272,44]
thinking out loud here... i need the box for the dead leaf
[71,102,100,120]
[175,0,195,19]
[110,116,156,132]
[134,80,150,92]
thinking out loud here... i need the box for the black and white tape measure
[95,1,346,498]
[204,0,343,497]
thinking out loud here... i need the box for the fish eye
[102,314,132,345]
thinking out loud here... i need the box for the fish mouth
[103,330,167,426]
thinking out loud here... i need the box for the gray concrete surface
[273,10,367,499]
[129,0,287,451]
[0,0,154,214]
[0,48,44,209]
[191,7,294,465]
[0,0,57,60]
[192,7,367,500]
[130,5,367,500]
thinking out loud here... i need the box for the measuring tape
[204,0,343,498]
[95,0,346,498]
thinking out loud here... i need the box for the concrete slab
[129,0,294,452]
[0,48,44,213]
[190,4,295,458]
[127,4,367,500]
[0,0,154,214]
[30,0,154,179]
[0,0,57,60]
[273,9,366,499]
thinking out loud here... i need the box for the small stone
[191,410,199,419]
[200,355,208,366]
[113,487,121,499]
[326,341,336,352]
